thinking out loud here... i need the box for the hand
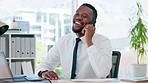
[42,70,60,80]
[82,24,95,47]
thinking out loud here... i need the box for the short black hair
[81,3,97,20]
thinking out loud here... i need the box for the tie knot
[76,38,81,43]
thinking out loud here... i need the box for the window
[0,0,73,78]
[0,0,73,56]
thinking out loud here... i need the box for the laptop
[0,50,47,82]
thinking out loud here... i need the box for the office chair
[107,51,121,78]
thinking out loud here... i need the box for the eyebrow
[75,11,90,17]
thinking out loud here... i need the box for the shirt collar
[73,33,85,43]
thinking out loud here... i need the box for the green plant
[129,2,148,64]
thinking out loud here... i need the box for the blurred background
[0,0,148,79]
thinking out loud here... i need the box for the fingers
[83,24,95,33]
[82,24,95,34]
[42,71,60,80]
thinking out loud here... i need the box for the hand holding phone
[82,21,95,47]
[81,19,95,35]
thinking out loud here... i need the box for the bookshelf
[0,33,36,75]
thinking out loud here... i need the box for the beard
[72,26,83,33]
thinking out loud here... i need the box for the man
[36,3,112,80]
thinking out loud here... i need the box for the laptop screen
[0,50,13,79]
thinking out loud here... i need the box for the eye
[82,14,89,18]
[74,12,79,16]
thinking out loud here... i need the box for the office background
[0,0,148,78]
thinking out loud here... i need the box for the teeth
[75,21,81,25]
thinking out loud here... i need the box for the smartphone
[89,20,95,26]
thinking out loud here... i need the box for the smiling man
[36,3,112,80]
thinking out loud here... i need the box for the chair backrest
[107,51,121,78]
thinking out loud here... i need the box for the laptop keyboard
[14,76,45,82]
[14,76,27,82]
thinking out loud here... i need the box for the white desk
[1,78,147,83]
[51,79,132,83]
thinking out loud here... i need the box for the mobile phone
[89,19,95,26]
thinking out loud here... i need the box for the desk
[50,79,147,83]
[1,79,148,83]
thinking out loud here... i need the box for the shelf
[0,33,36,75]
[7,57,35,59]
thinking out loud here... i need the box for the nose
[75,15,82,21]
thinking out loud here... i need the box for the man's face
[72,6,94,33]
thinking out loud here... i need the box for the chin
[72,26,82,33]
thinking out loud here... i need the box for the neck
[76,33,84,38]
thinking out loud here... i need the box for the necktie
[71,38,81,79]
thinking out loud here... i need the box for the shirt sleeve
[35,41,60,75]
[87,37,112,78]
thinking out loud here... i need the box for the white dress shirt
[35,33,112,79]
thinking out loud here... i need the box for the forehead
[76,6,93,16]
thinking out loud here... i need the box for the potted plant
[129,2,148,77]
